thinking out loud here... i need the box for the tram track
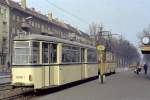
[0,75,11,91]
[0,87,34,100]
[0,76,34,100]
[0,83,11,91]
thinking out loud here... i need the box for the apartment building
[0,0,92,67]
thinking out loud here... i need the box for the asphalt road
[33,69,150,100]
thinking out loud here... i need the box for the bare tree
[88,22,141,67]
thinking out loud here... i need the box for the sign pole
[96,45,106,84]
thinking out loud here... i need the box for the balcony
[21,22,30,31]
[41,28,54,36]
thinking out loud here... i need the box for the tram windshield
[13,40,58,65]
[13,41,30,65]
[13,41,40,65]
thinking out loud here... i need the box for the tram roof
[14,34,96,49]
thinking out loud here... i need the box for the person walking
[136,62,141,75]
[144,63,148,75]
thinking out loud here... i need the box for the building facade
[0,0,92,67]
[0,0,10,66]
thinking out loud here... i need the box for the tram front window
[13,41,40,65]
[13,42,30,65]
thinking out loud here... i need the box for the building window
[16,16,20,22]
[28,20,31,25]
[38,23,40,29]
[3,9,6,18]
[32,21,34,27]
[35,22,38,28]
[12,15,16,21]
[12,27,16,34]
[41,24,44,30]
[22,18,25,22]
[0,7,2,14]
[17,29,20,35]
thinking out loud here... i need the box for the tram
[105,52,117,74]
[11,34,99,89]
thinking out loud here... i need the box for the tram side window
[62,45,71,63]
[72,47,80,62]
[62,45,80,63]
[50,44,57,63]
[30,42,40,64]
[87,49,97,63]
[42,43,49,63]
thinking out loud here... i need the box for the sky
[12,0,150,47]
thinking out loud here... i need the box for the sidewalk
[0,72,10,76]
[35,70,150,100]
[0,72,10,84]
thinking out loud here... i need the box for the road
[33,69,150,100]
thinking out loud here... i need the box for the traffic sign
[96,45,105,51]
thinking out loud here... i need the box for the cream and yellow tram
[12,34,99,89]
[105,52,117,74]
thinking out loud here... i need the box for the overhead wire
[45,0,89,24]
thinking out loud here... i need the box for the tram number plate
[16,76,24,79]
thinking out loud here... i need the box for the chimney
[48,12,53,21]
[21,0,27,9]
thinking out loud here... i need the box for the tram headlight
[142,37,150,45]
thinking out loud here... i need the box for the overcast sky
[13,0,150,46]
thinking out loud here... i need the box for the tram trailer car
[12,34,99,89]
[11,34,116,89]
[105,52,117,74]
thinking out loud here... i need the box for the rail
[0,87,33,100]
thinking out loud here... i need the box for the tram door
[42,43,50,87]
[81,48,85,79]
[43,43,57,87]
[49,44,57,85]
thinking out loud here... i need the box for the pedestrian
[137,66,141,75]
[7,61,11,70]
[135,62,141,75]
[143,63,148,75]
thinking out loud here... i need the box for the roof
[14,34,96,49]
[0,0,7,5]
[1,0,77,32]
[0,0,91,41]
